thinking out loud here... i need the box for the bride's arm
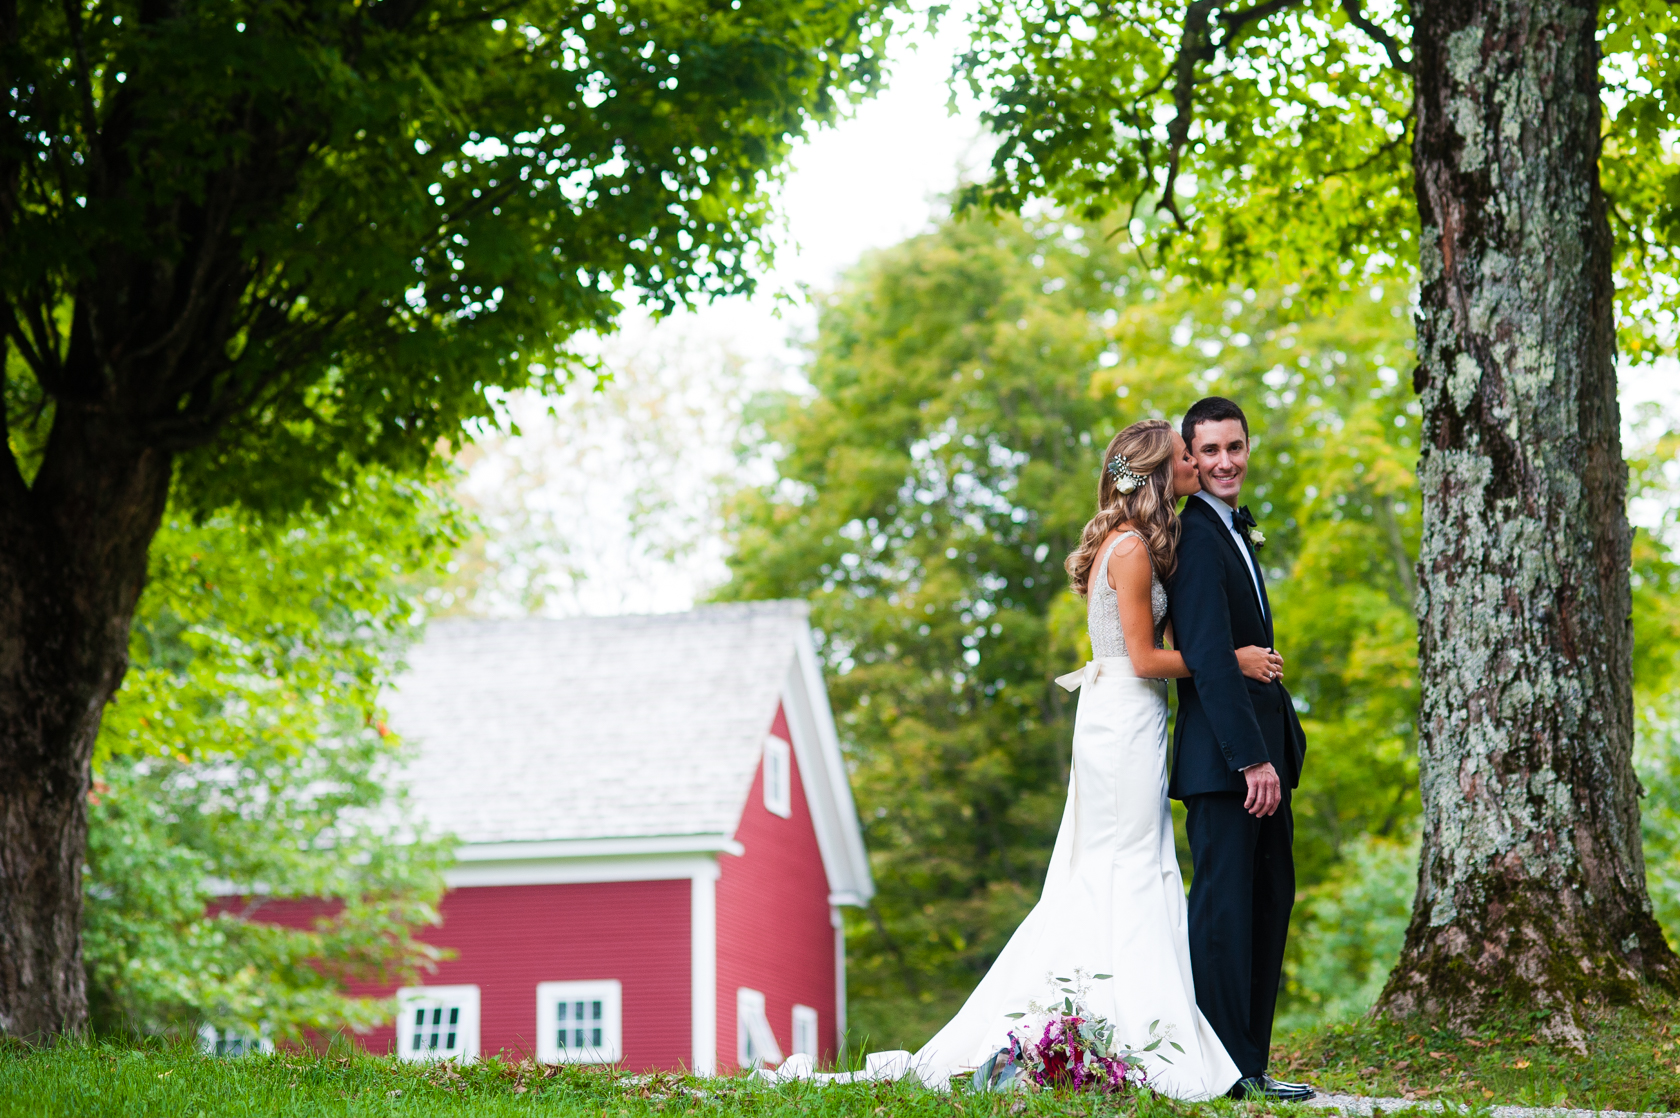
[1108,542,1285,682]
[1106,538,1190,679]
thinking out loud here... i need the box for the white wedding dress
[906,532,1240,1098]
[763,532,1238,1098]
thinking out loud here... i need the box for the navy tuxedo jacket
[1166,496,1307,800]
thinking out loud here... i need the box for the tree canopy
[954,0,1679,357]
[3,0,896,509]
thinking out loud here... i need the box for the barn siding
[252,879,691,1070]
[715,703,839,1071]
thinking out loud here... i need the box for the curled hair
[1066,420,1182,595]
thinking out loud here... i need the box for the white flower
[1117,478,1139,494]
[1249,527,1266,548]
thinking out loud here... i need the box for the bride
[902,419,1283,1098]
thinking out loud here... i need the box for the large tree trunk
[1378,0,1680,1041]
[0,409,171,1039]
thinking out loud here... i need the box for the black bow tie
[1233,506,1257,532]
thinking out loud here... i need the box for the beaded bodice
[1088,531,1168,658]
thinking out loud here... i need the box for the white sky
[637,8,992,367]
[451,16,1680,616]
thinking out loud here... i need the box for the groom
[1166,397,1311,1101]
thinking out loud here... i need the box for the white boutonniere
[1248,527,1266,549]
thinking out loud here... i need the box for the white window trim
[197,1023,273,1058]
[536,979,623,1065]
[396,984,481,1062]
[791,1004,819,1059]
[736,987,783,1069]
[763,734,792,818]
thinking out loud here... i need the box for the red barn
[371,601,872,1073]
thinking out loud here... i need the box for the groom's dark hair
[1181,396,1249,445]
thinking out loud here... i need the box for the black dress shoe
[1228,1075,1316,1101]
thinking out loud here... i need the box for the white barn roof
[384,601,873,904]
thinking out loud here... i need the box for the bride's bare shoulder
[1091,527,1150,594]
[1102,526,1148,559]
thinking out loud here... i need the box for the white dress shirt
[1194,490,1265,615]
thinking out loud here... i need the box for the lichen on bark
[1377,0,1679,1043]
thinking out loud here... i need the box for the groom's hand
[1241,762,1282,817]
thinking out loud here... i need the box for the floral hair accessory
[1106,454,1147,495]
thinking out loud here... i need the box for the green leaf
[85,477,459,1040]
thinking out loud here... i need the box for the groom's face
[1189,419,1249,506]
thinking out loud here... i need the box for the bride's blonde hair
[1066,420,1182,595]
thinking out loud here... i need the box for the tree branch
[1338,0,1408,70]
[1316,106,1413,180]
[1217,0,1303,36]
[1156,0,1219,229]
[0,0,19,235]
[0,298,52,384]
[1155,0,1309,228]
[0,337,29,509]
[59,0,106,188]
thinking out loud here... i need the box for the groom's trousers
[1183,791,1295,1079]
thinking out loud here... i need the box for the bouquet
[971,970,1179,1094]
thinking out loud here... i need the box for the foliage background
[75,206,1680,1051]
[718,210,1680,1051]
[82,473,460,1042]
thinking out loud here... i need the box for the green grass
[8,1007,1680,1118]
[1273,1002,1680,1112]
[0,1040,1305,1118]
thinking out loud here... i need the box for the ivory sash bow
[1054,655,1139,692]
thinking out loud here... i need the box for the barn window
[536,980,623,1064]
[791,1005,818,1058]
[736,987,783,1068]
[763,735,792,818]
[396,985,480,1062]
[197,1023,272,1057]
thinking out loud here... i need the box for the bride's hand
[1237,646,1285,683]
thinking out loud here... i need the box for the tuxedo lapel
[1188,497,1267,626]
